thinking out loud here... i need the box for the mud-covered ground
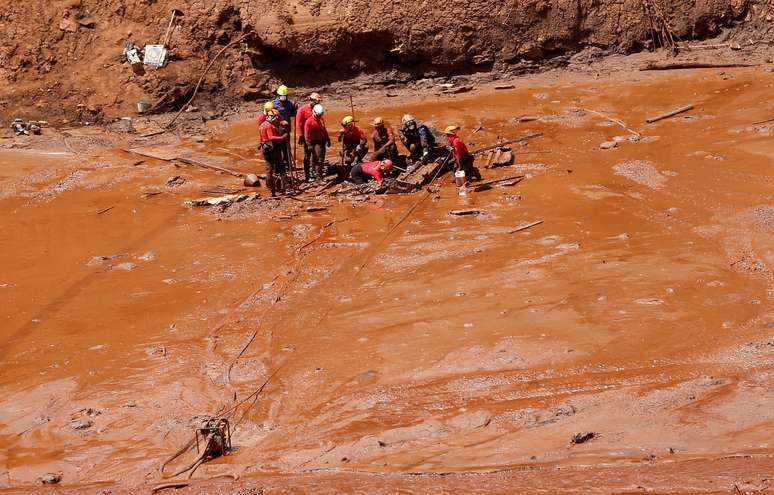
[0,57,773,494]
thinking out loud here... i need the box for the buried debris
[449,208,481,216]
[571,431,598,444]
[185,192,259,207]
[645,105,694,123]
[243,173,261,187]
[306,206,328,212]
[39,473,62,485]
[640,61,759,71]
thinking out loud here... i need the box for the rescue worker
[371,117,399,163]
[272,85,297,175]
[259,109,290,196]
[398,114,437,163]
[444,125,481,182]
[257,101,274,126]
[296,92,322,181]
[272,85,297,123]
[351,159,393,185]
[338,116,368,167]
[303,104,331,181]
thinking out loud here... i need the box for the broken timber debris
[472,133,543,156]
[571,431,598,444]
[645,105,694,123]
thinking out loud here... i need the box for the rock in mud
[571,431,598,444]
[113,262,137,271]
[600,140,618,150]
[39,472,62,484]
[244,173,261,187]
[138,251,155,262]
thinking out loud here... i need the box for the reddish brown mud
[0,65,772,494]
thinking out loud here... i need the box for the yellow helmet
[276,85,289,96]
[263,101,274,111]
[373,117,384,126]
[444,125,460,135]
[342,115,355,127]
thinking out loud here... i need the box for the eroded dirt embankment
[0,61,772,494]
[1,0,772,123]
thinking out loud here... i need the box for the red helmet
[382,159,393,170]
[267,109,280,122]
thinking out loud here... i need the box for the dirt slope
[1,0,771,123]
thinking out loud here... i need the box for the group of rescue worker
[258,85,481,195]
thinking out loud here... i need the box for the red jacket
[258,113,267,126]
[296,103,313,136]
[304,116,329,142]
[340,125,366,148]
[448,135,469,161]
[260,120,287,143]
[361,161,385,182]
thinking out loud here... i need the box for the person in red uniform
[371,117,399,162]
[303,104,330,181]
[444,125,481,182]
[296,92,321,181]
[257,101,274,126]
[259,109,289,195]
[350,159,393,184]
[338,115,368,167]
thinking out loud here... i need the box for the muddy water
[0,66,772,493]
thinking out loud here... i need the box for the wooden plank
[645,105,694,124]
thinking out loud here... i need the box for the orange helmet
[310,92,321,102]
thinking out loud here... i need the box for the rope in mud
[166,32,253,129]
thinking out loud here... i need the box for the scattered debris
[39,473,62,485]
[141,191,162,199]
[494,85,515,90]
[166,176,186,188]
[599,140,618,150]
[69,417,93,430]
[449,209,481,216]
[306,206,328,212]
[571,431,597,444]
[572,107,641,137]
[646,105,694,124]
[138,251,156,262]
[445,85,474,94]
[96,206,115,215]
[114,262,138,271]
[640,62,759,71]
[508,220,544,234]
[185,192,260,207]
[143,45,168,68]
[10,118,44,136]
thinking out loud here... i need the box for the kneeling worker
[444,125,481,183]
[338,116,368,166]
[260,109,290,195]
[398,114,437,163]
[351,159,393,184]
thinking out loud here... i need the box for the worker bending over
[351,159,393,184]
[371,117,399,163]
[259,109,290,196]
[303,104,331,181]
[398,114,437,164]
[445,125,481,182]
[338,116,368,167]
[296,92,322,181]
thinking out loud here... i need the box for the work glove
[298,136,304,145]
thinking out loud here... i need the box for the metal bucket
[136,101,148,114]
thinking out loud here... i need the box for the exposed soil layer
[1,0,773,123]
[0,62,773,494]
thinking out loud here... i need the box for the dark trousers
[309,141,326,180]
[302,140,312,180]
[350,162,368,184]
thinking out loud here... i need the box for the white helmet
[402,114,415,125]
[313,104,324,117]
